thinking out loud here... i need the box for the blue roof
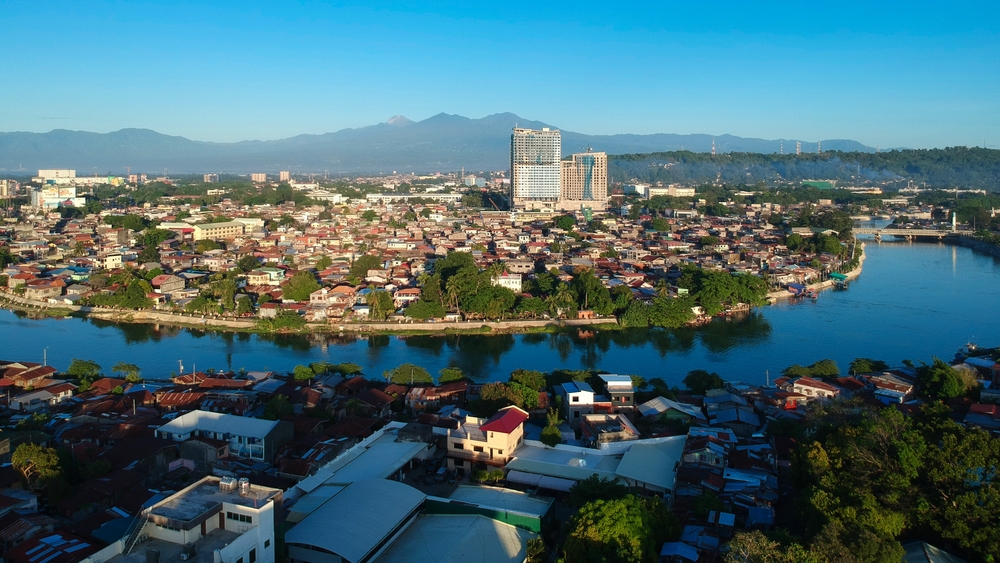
[560,381,593,394]
[660,542,698,561]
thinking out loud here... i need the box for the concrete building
[251,173,267,183]
[100,477,283,563]
[510,127,562,210]
[492,273,522,293]
[30,185,86,210]
[33,169,124,187]
[0,179,19,198]
[599,374,635,413]
[446,406,528,472]
[559,151,607,211]
[155,410,293,463]
[193,221,246,241]
[554,381,595,427]
[204,174,219,183]
[279,171,291,182]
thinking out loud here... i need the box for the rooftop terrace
[150,478,281,524]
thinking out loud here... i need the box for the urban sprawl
[0,128,999,563]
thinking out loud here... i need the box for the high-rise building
[204,173,219,183]
[251,173,267,183]
[510,127,562,209]
[560,151,607,211]
[280,170,291,182]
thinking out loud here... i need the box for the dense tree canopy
[283,271,321,301]
[682,369,725,395]
[384,363,433,385]
[563,495,680,563]
[780,402,1000,562]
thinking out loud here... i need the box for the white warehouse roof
[157,410,279,440]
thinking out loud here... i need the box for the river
[3,236,999,386]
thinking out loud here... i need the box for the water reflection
[5,241,1000,386]
[698,312,772,354]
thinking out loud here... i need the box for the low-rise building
[447,406,528,471]
[155,410,293,463]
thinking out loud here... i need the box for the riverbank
[3,241,997,384]
[0,245,868,335]
[946,236,1000,258]
[0,291,621,336]
[767,242,867,302]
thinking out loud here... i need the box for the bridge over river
[853,227,975,241]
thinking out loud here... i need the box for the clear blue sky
[2,1,998,148]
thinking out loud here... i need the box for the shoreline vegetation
[0,244,872,337]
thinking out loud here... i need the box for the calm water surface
[3,238,999,386]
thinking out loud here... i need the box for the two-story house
[446,406,528,472]
[554,381,595,428]
[599,374,636,413]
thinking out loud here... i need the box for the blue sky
[2,1,998,148]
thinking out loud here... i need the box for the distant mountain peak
[386,115,413,127]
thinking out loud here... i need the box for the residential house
[599,374,636,413]
[155,410,293,463]
[404,382,468,412]
[150,274,185,294]
[580,413,640,448]
[554,381,595,427]
[447,406,528,471]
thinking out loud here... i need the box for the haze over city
[2,0,998,149]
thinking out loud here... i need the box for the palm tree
[445,277,462,317]
[345,398,363,416]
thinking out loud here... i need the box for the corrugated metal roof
[286,480,425,563]
[156,410,278,439]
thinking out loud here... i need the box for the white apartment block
[511,127,562,209]
[493,273,523,292]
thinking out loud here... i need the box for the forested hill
[609,147,1000,190]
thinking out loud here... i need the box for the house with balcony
[599,374,636,413]
[446,406,528,472]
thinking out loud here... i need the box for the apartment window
[571,396,579,403]
[249,549,256,563]
[227,512,252,524]
[452,442,464,449]
[473,446,484,453]
[237,558,243,563]
[496,450,503,455]
[574,411,580,419]
[264,540,271,549]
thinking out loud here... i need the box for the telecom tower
[817,141,822,154]
[780,140,784,155]
[711,138,716,156]
[796,141,802,155]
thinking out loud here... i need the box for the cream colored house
[446,406,528,471]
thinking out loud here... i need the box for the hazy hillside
[0,113,874,174]
[608,148,1000,189]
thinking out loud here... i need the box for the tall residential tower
[510,127,562,209]
[509,127,608,212]
[560,151,607,211]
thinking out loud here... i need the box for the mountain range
[0,113,875,175]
